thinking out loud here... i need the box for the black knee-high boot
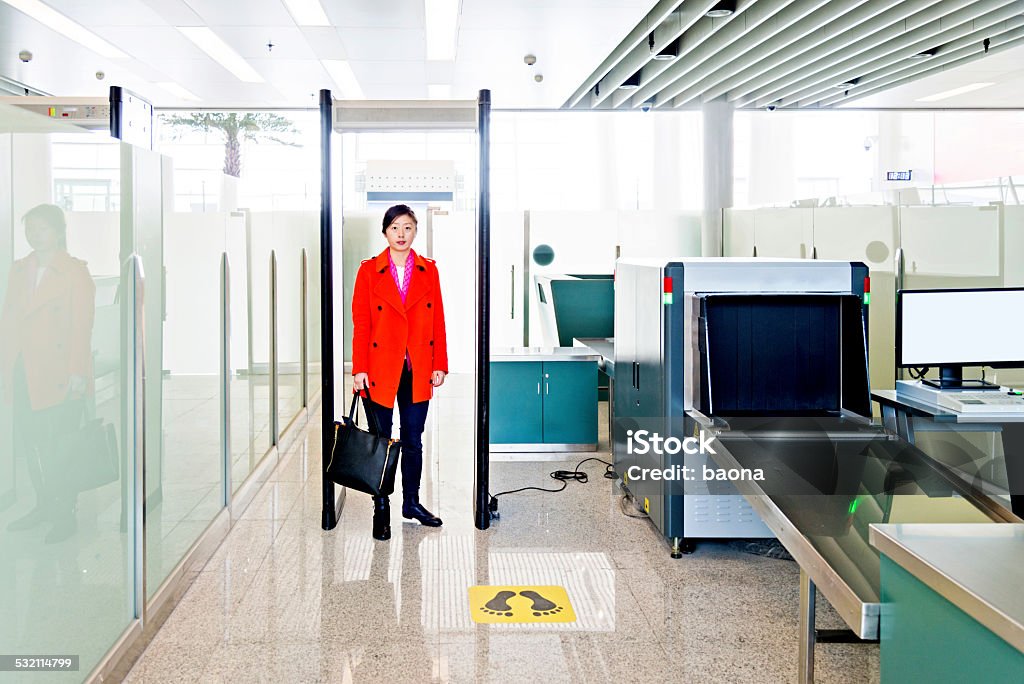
[372,496,391,540]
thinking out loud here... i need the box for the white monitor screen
[899,289,1024,367]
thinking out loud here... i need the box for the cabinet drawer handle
[537,382,541,395]
[545,382,549,395]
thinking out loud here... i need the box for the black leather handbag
[325,393,401,497]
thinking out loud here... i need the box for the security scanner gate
[613,257,1018,681]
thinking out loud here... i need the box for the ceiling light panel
[1,0,128,58]
[177,26,265,82]
[916,81,995,102]
[322,59,365,99]
[157,81,201,101]
[425,0,460,60]
[281,0,329,26]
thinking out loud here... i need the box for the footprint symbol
[479,590,516,617]
[519,590,564,617]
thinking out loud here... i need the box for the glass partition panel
[0,108,138,680]
[269,211,312,434]
[304,222,321,406]
[225,211,255,492]
[150,205,227,595]
[248,211,274,452]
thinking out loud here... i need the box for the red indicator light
[863,276,871,293]
[663,277,673,294]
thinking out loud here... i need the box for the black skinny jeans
[364,366,429,502]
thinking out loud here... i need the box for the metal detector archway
[319,90,493,532]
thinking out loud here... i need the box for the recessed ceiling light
[282,0,329,26]
[178,27,264,82]
[705,1,736,18]
[833,80,858,89]
[425,0,460,61]
[157,82,200,101]
[909,48,938,60]
[916,82,994,102]
[2,0,127,59]
[652,37,680,61]
[618,72,641,90]
[322,60,364,99]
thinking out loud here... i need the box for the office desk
[872,390,1024,517]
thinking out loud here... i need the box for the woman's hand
[353,372,369,392]
[431,370,446,388]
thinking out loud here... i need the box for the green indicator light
[848,497,862,515]
[663,293,673,305]
[863,293,871,305]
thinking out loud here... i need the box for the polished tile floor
[125,375,878,683]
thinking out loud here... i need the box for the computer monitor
[897,288,1024,389]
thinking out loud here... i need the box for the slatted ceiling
[807,16,1024,107]
[565,0,691,108]
[650,0,826,108]
[567,0,1024,110]
[760,0,1024,109]
[724,0,947,104]
[594,0,720,108]
[830,25,1024,107]
[696,0,902,104]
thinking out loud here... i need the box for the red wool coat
[352,249,448,408]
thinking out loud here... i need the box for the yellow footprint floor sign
[468,585,576,624]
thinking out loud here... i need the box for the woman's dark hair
[382,204,417,234]
[22,203,68,250]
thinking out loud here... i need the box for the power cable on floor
[487,457,623,520]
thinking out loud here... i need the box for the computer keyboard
[936,392,1024,413]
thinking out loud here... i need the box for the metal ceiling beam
[821,26,1024,107]
[563,0,684,109]
[620,0,762,109]
[606,1,719,109]
[586,1,713,109]
[648,0,806,109]
[692,0,903,105]
[664,0,860,109]
[776,1,1024,108]
[730,0,974,107]
[808,17,1024,107]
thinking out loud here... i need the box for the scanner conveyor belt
[702,416,1013,637]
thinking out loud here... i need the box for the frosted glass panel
[0,122,137,681]
[900,206,1000,277]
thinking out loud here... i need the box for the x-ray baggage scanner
[613,258,872,555]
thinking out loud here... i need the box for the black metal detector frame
[320,89,492,531]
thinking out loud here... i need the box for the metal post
[269,250,279,444]
[320,89,338,530]
[129,255,147,622]
[220,253,232,505]
[798,568,816,684]
[301,249,308,407]
[474,89,492,530]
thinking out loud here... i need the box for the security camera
[18,50,32,63]
[641,102,652,113]
[95,71,105,80]
[766,104,776,112]
[863,136,874,151]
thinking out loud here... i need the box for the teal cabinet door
[542,361,597,444]
[489,362,543,443]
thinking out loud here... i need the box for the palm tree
[160,112,300,178]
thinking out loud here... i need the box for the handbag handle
[348,391,383,436]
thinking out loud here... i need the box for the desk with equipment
[875,287,1024,517]
[612,260,1015,682]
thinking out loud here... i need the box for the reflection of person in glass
[1,204,95,543]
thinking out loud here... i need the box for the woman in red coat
[352,204,448,541]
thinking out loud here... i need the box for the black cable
[908,366,929,380]
[487,457,617,515]
[619,494,648,519]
